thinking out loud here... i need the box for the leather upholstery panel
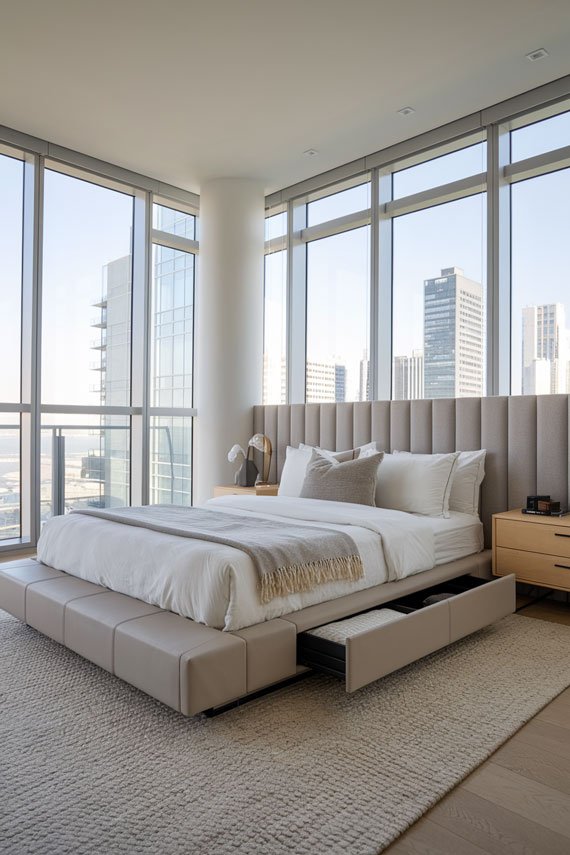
[64,591,162,673]
[0,561,65,621]
[231,618,297,693]
[26,577,107,643]
[180,635,246,716]
[449,575,516,643]
[346,599,449,693]
[114,611,246,713]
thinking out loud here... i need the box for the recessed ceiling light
[526,48,549,61]
[398,106,415,117]
[303,148,319,157]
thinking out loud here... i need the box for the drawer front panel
[495,547,570,590]
[345,600,450,693]
[449,574,515,643]
[496,518,570,559]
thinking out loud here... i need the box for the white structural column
[194,178,265,505]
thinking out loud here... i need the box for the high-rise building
[306,361,347,402]
[91,213,195,507]
[423,267,483,399]
[263,354,287,404]
[89,255,131,509]
[358,351,370,402]
[149,240,194,504]
[335,364,347,403]
[393,349,424,400]
[522,303,569,395]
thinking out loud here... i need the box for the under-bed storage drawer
[297,574,515,693]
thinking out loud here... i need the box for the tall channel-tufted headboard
[253,395,570,548]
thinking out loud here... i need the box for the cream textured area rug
[2,611,570,855]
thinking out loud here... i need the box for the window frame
[264,81,570,404]
[0,136,199,553]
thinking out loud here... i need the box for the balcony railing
[41,424,130,519]
[0,425,21,540]
[91,308,107,328]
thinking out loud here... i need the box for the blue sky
[0,161,133,410]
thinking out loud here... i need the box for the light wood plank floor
[385,599,570,854]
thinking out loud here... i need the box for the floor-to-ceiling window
[305,181,371,403]
[0,152,24,540]
[263,209,287,404]
[392,197,487,400]
[391,137,487,400]
[0,140,198,550]
[149,204,197,505]
[41,169,134,518]
[306,225,371,403]
[509,110,570,395]
[264,89,570,404]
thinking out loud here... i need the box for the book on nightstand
[523,495,568,516]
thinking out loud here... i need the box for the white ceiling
[1,0,569,194]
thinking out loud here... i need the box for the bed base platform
[0,551,515,717]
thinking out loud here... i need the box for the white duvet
[38,496,446,631]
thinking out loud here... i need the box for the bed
[35,496,483,631]
[6,392,563,716]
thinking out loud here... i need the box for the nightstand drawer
[495,546,570,591]
[495,518,570,560]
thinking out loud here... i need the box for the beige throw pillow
[300,450,384,506]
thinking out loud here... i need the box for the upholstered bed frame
[253,395,570,549]
[1,395,568,716]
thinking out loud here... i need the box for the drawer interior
[386,574,490,613]
[297,574,510,684]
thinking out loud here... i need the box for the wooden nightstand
[493,508,570,592]
[213,484,279,498]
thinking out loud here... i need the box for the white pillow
[280,442,382,497]
[449,450,486,516]
[299,441,381,461]
[376,451,460,517]
[278,446,314,496]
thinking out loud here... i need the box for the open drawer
[297,573,516,693]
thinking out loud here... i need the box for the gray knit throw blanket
[73,505,364,604]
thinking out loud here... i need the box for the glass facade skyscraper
[424,267,484,399]
[521,303,569,395]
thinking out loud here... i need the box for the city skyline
[265,263,570,405]
[521,302,570,395]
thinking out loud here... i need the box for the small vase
[235,448,258,487]
[236,459,258,487]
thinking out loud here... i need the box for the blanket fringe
[260,554,364,604]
